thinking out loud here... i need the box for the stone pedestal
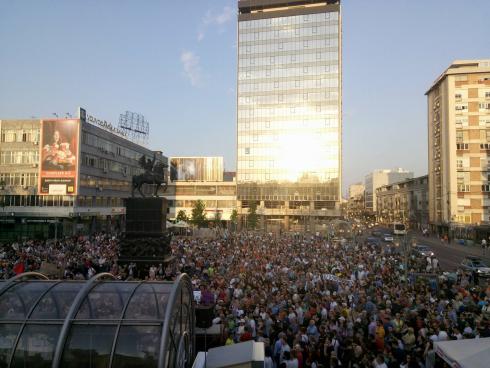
[125,197,167,236]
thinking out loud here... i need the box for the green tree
[176,210,188,222]
[230,209,238,231]
[214,210,222,227]
[191,200,207,228]
[247,202,259,230]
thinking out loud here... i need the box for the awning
[434,338,490,368]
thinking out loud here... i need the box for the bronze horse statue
[131,160,168,197]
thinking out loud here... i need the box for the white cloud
[198,6,234,40]
[180,51,201,86]
[203,6,233,26]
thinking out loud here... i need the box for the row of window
[238,118,339,130]
[239,62,338,74]
[239,145,339,156]
[239,75,339,90]
[0,195,74,207]
[455,117,490,127]
[239,38,338,54]
[81,131,144,162]
[455,91,490,99]
[0,195,125,208]
[0,129,39,143]
[0,150,39,165]
[81,153,143,177]
[0,173,38,187]
[455,103,490,111]
[239,92,338,105]
[173,185,236,196]
[238,105,339,118]
[79,175,131,193]
[239,53,339,68]
[174,200,236,209]
[239,12,339,30]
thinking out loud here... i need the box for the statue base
[124,197,168,236]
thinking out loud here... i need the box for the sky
[1,0,489,195]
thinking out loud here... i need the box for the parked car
[412,244,434,258]
[372,230,382,237]
[460,256,490,278]
[383,234,394,242]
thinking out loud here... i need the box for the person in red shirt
[240,325,253,342]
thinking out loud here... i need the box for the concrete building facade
[348,183,364,200]
[164,157,236,222]
[236,0,342,232]
[376,175,429,230]
[364,169,414,213]
[427,60,490,234]
[0,115,165,241]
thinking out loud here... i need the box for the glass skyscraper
[237,0,342,231]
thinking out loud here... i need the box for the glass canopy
[0,273,194,368]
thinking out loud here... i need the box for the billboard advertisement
[170,157,223,182]
[39,119,80,195]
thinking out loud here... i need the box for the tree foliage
[191,200,207,228]
[176,210,188,222]
[247,202,259,229]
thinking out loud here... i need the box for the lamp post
[0,180,5,216]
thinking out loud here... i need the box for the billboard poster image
[39,119,80,195]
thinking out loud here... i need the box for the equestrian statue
[131,154,168,197]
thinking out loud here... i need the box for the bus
[392,222,407,235]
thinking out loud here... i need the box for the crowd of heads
[1,229,490,367]
[0,234,125,280]
[172,232,490,368]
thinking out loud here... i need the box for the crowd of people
[172,232,490,368]
[0,234,119,280]
[1,229,489,367]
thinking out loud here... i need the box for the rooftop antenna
[118,111,150,146]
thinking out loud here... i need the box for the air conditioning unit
[32,163,38,168]
[33,141,39,145]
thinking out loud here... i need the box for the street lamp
[0,180,5,216]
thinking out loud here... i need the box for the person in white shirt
[372,354,387,368]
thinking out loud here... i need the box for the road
[410,232,490,271]
[366,228,490,271]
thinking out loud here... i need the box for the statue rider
[139,154,156,174]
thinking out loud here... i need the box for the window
[482,184,490,192]
[456,143,468,150]
[481,143,490,150]
[486,92,490,98]
[457,184,470,192]
[455,93,462,100]
[455,105,467,111]
[245,147,250,155]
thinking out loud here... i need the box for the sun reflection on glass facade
[237,1,342,229]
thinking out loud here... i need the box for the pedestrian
[482,238,487,256]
